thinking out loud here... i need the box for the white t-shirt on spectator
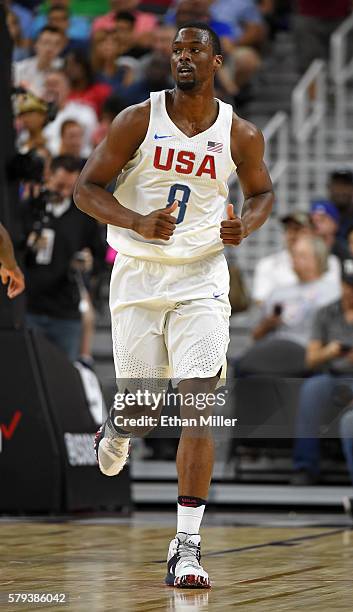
[43,101,98,158]
[14,56,62,97]
[262,274,341,346]
[252,249,341,302]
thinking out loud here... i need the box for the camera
[273,303,283,316]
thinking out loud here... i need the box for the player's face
[171,28,221,91]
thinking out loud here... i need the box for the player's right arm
[74,102,177,241]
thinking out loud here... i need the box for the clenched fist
[134,200,178,240]
[220,203,246,246]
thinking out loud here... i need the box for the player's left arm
[221,117,274,246]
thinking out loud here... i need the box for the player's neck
[171,88,217,122]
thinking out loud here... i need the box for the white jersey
[107,90,237,264]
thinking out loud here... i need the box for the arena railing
[227,112,289,287]
[262,111,289,213]
[330,13,353,155]
[292,59,326,207]
[229,111,289,213]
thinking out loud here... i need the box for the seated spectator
[252,211,341,304]
[292,264,353,485]
[92,0,158,50]
[312,170,353,244]
[252,211,310,303]
[14,26,65,97]
[6,9,31,62]
[121,51,172,105]
[91,94,127,146]
[22,155,105,362]
[252,236,341,347]
[65,49,112,116]
[30,0,91,42]
[59,119,84,159]
[15,91,48,152]
[46,3,89,54]
[293,0,351,74]
[310,200,348,261]
[42,68,98,157]
[91,29,135,90]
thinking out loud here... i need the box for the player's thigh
[166,297,231,380]
[112,303,169,379]
[109,254,169,379]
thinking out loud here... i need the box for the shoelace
[176,539,201,570]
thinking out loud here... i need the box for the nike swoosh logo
[154,134,173,140]
[213,292,225,298]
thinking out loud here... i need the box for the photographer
[22,155,105,362]
[292,263,353,485]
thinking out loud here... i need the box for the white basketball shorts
[109,252,231,384]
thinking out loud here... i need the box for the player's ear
[213,54,223,73]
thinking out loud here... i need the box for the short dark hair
[330,169,353,185]
[37,25,63,39]
[50,155,82,174]
[60,119,82,136]
[48,4,69,16]
[174,21,222,56]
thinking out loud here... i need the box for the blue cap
[310,200,340,224]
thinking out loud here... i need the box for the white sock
[177,502,205,535]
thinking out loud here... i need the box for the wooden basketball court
[1,514,352,611]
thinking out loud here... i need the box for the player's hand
[220,204,246,246]
[134,201,178,240]
[0,264,25,299]
[325,341,344,361]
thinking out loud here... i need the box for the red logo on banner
[1,411,22,440]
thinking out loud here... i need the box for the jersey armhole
[138,92,158,151]
[227,108,238,175]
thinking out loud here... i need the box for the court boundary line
[153,527,349,563]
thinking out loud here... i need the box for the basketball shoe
[94,416,130,476]
[165,533,210,588]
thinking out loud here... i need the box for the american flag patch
[207,141,223,153]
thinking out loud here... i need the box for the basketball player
[74,22,274,588]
